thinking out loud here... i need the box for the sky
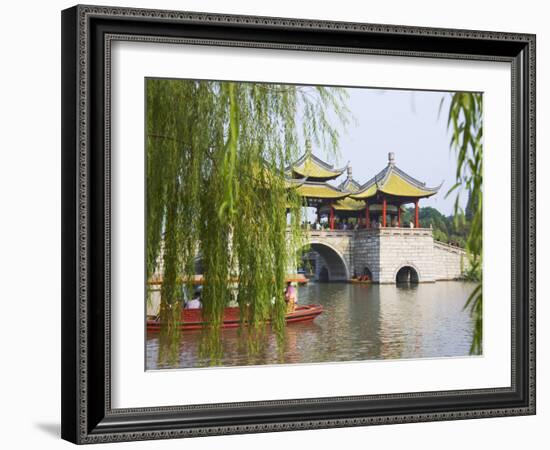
[306,87,464,216]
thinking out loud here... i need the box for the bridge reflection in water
[146,280,476,369]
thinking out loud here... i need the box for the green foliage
[446,92,483,355]
[402,206,469,247]
[146,79,348,364]
[432,228,447,243]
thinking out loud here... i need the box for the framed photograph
[61,4,536,444]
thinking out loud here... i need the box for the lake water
[146,281,477,370]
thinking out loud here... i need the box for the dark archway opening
[318,266,329,282]
[396,266,419,284]
[299,242,349,282]
[363,267,373,279]
[299,251,317,278]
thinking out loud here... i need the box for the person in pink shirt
[284,282,297,313]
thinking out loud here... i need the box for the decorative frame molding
[61,4,536,444]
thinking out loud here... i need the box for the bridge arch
[303,241,350,281]
[361,266,373,280]
[394,263,420,284]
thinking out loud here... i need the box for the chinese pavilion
[287,151,441,230]
[286,152,350,213]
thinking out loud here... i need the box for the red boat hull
[147,304,323,332]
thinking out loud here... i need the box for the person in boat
[284,281,297,313]
[185,286,202,309]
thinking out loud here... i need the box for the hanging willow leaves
[146,79,349,364]
[446,92,483,355]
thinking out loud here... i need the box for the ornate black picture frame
[61,4,536,444]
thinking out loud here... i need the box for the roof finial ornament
[388,152,395,166]
[347,165,353,180]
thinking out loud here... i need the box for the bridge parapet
[307,230,355,238]
[354,227,433,237]
[433,240,467,255]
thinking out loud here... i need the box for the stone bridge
[301,228,467,283]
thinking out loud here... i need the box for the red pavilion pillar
[397,205,401,228]
[365,202,370,228]
[382,198,387,227]
[330,206,335,230]
[415,199,419,228]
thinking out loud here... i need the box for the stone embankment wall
[432,240,468,280]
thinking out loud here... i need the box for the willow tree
[445,92,483,355]
[146,79,348,363]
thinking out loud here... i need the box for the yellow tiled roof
[291,154,346,180]
[339,177,362,193]
[350,183,378,199]
[295,182,349,199]
[378,170,439,198]
[349,165,440,200]
[285,177,307,189]
[289,152,440,201]
[332,198,366,211]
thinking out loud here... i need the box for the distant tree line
[401,192,476,249]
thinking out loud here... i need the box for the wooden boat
[147,304,323,332]
[350,278,371,285]
[287,274,309,285]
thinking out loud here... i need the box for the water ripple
[147,281,477,369]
